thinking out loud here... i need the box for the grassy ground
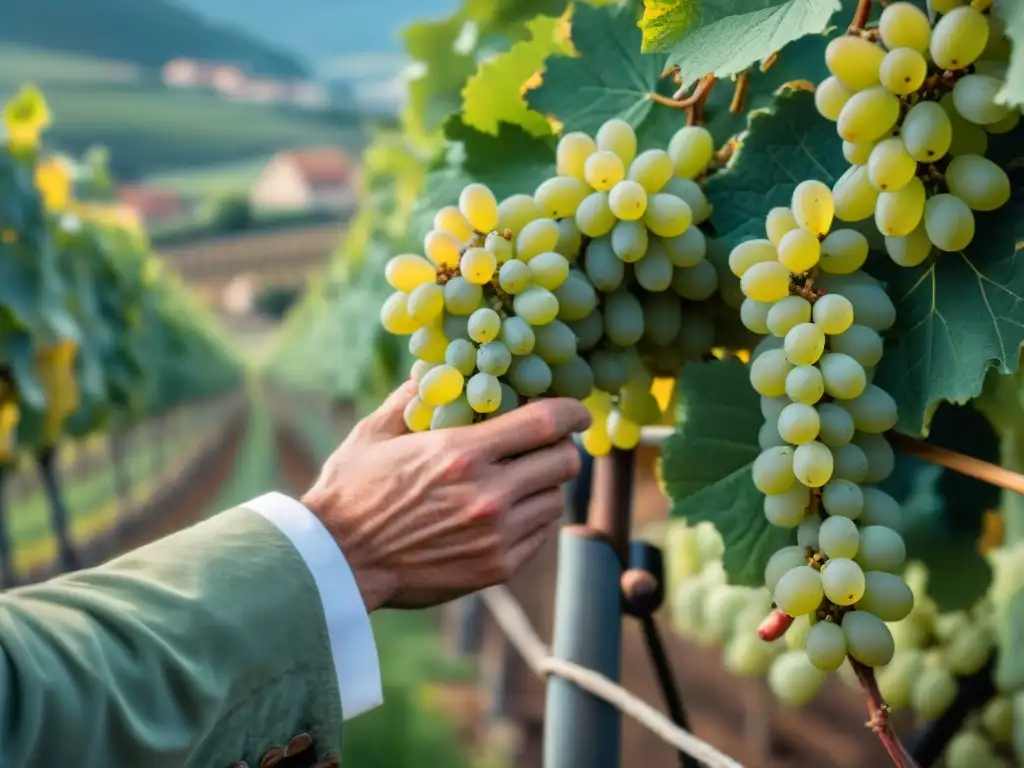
[144,155,273,200]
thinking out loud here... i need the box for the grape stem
[729,71,750,115]
[888,431,1024,495]
[648,74,717,112]
[848,0,871,32]
[851,660,921,768]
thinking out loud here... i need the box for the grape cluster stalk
[816,1,1014,266]
[380,118,730,452]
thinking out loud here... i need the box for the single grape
[774,565,824,616]
[797,515,821,549]
[434,205,475,243]
[407,281,445,324]
[785,365,825,405]
[911,660,958,719]
[550,356,596,399]
[813,294,854,336]
[403,395,434,432]
[607,409,641,449]
[820,229,869,274]
[980,697,1013,743]
[946,731,1000,768]
[884,222,933,268]
[590,349,630,393]
[603,290,645,346]
[671,259,719,301]
[778,402,821,445]
[843,140,875,165]
[445,338,477,376]
[476,342,511,376]
[750,348,794,398]
[875,176,926,237]
[839,283,896,332]
[553,270,598,321]
[855,571,914,622]
[879,2,931,53]
[837,86,900,143]
[497,260,530,295]
[507,354,552,397]
[817,403,856,448]
[410,359,436,382]
[533,320,578,364]
[528,251,570,290]
[793,441,834,487]
[854,433,896,484]
[484,231,513,263]
[585,150,625,191]
[596,118,637,167]
[764,485,811,528]
[663,227,706,267]
[953,75,1012,126]
[460,246,497,285]
[900,100,953,162]
[729,238,778,277]
[419,363,465,407]
[768,651,827,706]
[569,312,603,351]
[555,218,583,259]
[825,35,885,91]
[831,443,869,483]
[855,526,906,573]
[740,298,771,334]
[741,260,791,303]
[841,385,899,434]
[818,352,867,400]
[867,137,917,192]
[766,295,811,339]
[468,308,502,343]
[556,131,597,180]
[635,244,674,292]
[663,177,711,223]
[380,291,420,335]
[761,395,790,423]
[608,180,648,221]
[842,610,895,666]
[386,253,437,293]
[584,237,626,291]
[819,516,861,559]
[424,229,462,268]
[832,165,879,222]
[458,183,499,233]
[667,126,713,179]
[778,228,820,273]
[627,148,674,193]
[859,488,902,530]
[821,479,864,519]
[513,286,559,326]
[806,620,848,672]
[765,546,808,592]
[430,396,475,429]
[535,176,590,219]
[752,445,797,494]
[879,47,927,96]
[784,323,826,366]
[814,76,853,122]
[409,324,450,364]
[497,194,542,235]
[465,372,502,414]
[516,218,560,261]
[575,191,617,237]
[499,315,536,355]
[644,193,692,237]
[766,207,799,246]
[930,5,990,71]
[924,193,976,252]
[610,219,649,263]
[945,154,1011,211]
[791,179,834,236]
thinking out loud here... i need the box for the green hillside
[0,0,306,76]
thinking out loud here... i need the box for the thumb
[359,379,419,439]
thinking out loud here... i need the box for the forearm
[0,505,346,768]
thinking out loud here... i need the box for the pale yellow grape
[385,253,437,293]
[786,365,825,405]
[924,193,975,251]
[528,251,570,290]
[424,229,462,267]
[778,228,820,273]
[765,547,808,593]
[749,348,793,397]
[516,218,560,260]
[797,515,822,549]
[825,35,885,91]
[794,440,834,487]
[880,48,927,95]
[833,166,879,222]
[940,93,989,157]
[930,5,990,71]
[819,352,868,399]
[434,205,475,243]
[837,86,901,143]
[806,621,848,672]
[752,445,797,494]
[821,558,866,606]
[458,183,499,232]
[555,218,583,259]
[791,179,834,236]
[513,286,560,325]
[953,75,1013,125]
[740,298,771,334]
[879,2,931,53]
[784,322,826,366]
[901,101,953,162]
[584,150,625,191]
[608,180,647,220]
[628,149,674,193]
[403,395,434,432]
[556,131,597,180]
[459,247,497,285]
[814,76,853,122]
[668,126,713,179]
[607,409,641,449]
[945,154,1011,211]
[644,194,692,238]
[741,260,791,302]
[581,424,612,457]
[419,364,465,407]
[867,138,917,192]
[468,307,502,343]
[728,238,777,277]
[885,222,932,267]
[875,176,925,237]
[409,324,449,364]
[410,359,436,382]
[774,565,824,617]
[575,191,617,237]
[534,176,591,219]
[767,295,811,337]
[812,294,855,336]
[484,231,513,263]
[778,402,820,445]
[765,207,798,246]
[380,291,420,335]
[843,140,874,165]
[497,194,542,234]
[466,372,502,414]
[407,282,445,324]
[841,611,894,667]
[596,118,638,167]
[820,229,869,274]
[663,178,711,223]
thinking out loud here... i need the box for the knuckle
[468,493,506,523]
[438,445,474,480]
[561,441,582,478]
[533,407,561,443]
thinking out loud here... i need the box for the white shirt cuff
[245,491,383,720]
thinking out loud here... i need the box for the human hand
[302,381,591,612]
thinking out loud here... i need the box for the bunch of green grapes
[380,117,722,450]
[729,180,914,681]
[815,1,1014,266]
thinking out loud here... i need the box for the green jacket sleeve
[0,506,344,768]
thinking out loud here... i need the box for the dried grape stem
[729,71,750,115]
[759,52,778,73]
[851,661,920,768]
[888,432,1024,495]
[650,74,717,110]
[849,0,872,32]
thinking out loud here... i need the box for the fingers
[469,398,591,461]
[503,487,565,543]
[500,438,582,502]
[356,379,419,439]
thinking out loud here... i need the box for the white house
[249,148,358,213]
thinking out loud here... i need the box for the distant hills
[0,0,308,76]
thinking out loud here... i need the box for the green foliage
[994,0,1024,107]
[202,194,254,234]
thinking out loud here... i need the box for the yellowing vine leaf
[3,84,51,150]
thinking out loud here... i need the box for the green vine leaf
[994,0,1024,107]
[660,358,790,586]
[639,0,842,89]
